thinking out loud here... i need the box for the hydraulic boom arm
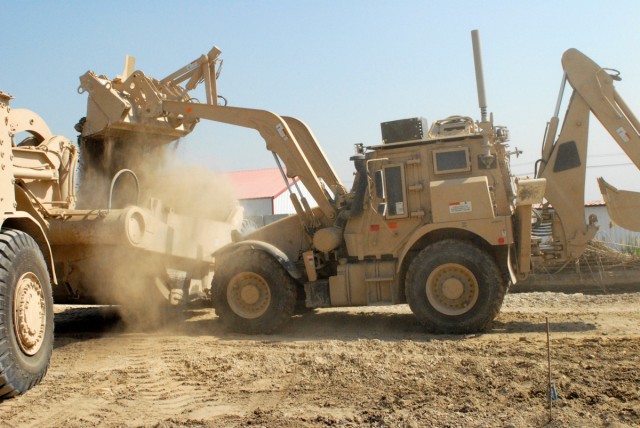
[538,48,640,260]
[78,46,347,229]
[162,100,342,223]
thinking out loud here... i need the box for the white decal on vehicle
[449,200,472,213]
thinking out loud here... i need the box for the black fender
[214,240,302,280]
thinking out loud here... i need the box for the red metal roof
[225,168,298,200]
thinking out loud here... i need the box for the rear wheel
[0,229,53,398]
[406,239,506,334]
[213,250,296,334]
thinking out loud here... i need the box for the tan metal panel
[429,176,494,223]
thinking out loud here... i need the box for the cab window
[374,164,408,219]
[433,147,471,174]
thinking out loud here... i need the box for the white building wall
[273,184,317,215]
[586,205,640,250]
[239,198,273,217]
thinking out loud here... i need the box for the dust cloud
[71,248,174,329]
[145,163,237,221]
[73,133,240,329]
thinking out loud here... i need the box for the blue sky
[3,1,640,200]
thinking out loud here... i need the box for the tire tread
[406,239,507,334]
[212,250,297,334]
[0,228,53,399]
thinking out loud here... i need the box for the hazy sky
[3,1,640,201]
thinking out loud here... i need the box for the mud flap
[598,178,640,232]
[304,280,330,308]
[507,243,520,284]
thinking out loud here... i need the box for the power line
[511,162,634,171]
[510,153,628,168]
[587,162,634,169]
[589,153,628,158]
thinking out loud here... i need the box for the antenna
[471,30,488,122]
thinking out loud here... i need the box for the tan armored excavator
[125,32,640,336]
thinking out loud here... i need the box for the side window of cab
[373,164,408,219]
[432,147,471,175]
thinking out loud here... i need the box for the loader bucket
[598,177,640,231]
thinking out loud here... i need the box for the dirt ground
[2,291,640,427]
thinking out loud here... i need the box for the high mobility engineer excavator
[2,30,640,397]
[122,31,640,335]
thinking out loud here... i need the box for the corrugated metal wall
[273,185,317,215]
[239,198,273,217]
[238,183,317,216]
[587,205,640,251]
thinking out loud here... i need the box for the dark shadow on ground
[52,304,598,350]
[188,311,597,341]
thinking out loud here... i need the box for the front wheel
[405,239,506,334]
[0,229,53,398]
[212,250,296,334]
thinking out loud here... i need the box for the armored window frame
[373,169,387,215]
[382,164,408,219]
[432,147,471,175]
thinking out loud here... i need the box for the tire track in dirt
[2,333,217,427]
[80,335,215,425]
[2,293,640,427]
[2,335,129,427]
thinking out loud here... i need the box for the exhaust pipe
[471,29,488,123]
[471,30,494,166]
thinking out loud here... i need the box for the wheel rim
[226,272,271,319]
[425,263,479,316]
[13,272,47,356]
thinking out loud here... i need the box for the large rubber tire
[0,229,53,398]
[405,239,506,334]
[213,250,296,334]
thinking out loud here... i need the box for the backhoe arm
[281,116,346,198]
[538,48,640,261]
[78,45,346,228]
[563,49,640,168]
[162,100,339,223]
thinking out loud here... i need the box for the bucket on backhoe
[598,177,640,232]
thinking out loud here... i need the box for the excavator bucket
[598,177,640,231]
